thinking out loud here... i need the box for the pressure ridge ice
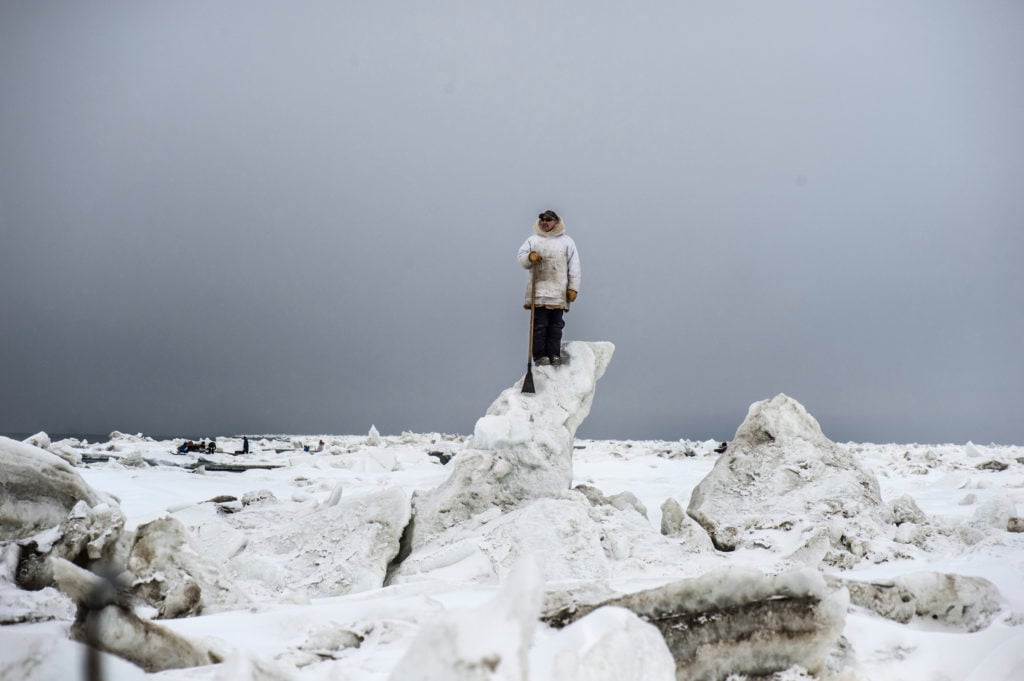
[1,346,1022,680]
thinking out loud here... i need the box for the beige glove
[567,289,577,303]
[528,251,542,263]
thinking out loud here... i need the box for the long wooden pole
[522,263,537,393]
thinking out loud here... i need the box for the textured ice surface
[545,567,848,680]
[0,436,101,540]
[687,394,892,567]
[829,571,1003,632]
[405,341,613,549]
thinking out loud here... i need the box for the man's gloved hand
[567,289,577,302]
[528,251,542,263]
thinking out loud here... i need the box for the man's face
[539,217,557,232]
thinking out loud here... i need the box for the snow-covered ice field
[2,345,1023,680]
[3,431,1023,680]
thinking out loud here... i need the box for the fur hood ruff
[532,219,566,237]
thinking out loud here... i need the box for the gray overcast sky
[2,1,1022,444]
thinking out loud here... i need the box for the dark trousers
[532,307,565,360]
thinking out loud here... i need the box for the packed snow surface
[2,382,1024,679]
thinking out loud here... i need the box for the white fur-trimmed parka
[517,218,581,310]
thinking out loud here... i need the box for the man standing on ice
[517,210,581,366]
